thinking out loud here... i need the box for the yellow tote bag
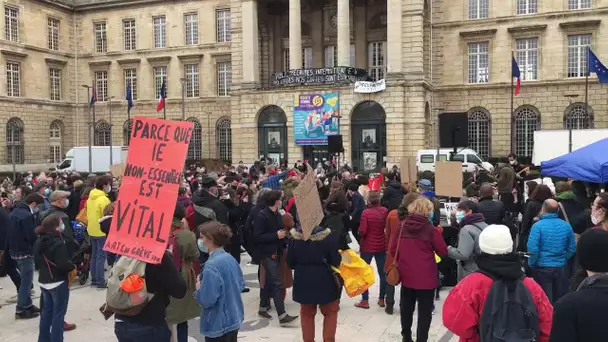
[337,249,375,298]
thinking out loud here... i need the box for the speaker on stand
[439,112,469,159]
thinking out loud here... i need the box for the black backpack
[478,271,540,342]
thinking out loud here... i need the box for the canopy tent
[541,138,608,183]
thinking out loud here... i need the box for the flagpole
[585,47,589,128]
[163,103,166,120]
[510,51,515,154]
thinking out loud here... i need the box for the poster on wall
[363,152,377,171]
[268,131,281,149]
[293,93,340,145]
[362,129,376,148]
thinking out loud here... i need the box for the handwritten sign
[270,67,369,87]
[110,163,125,178]
[292,164,324,240]
[435,161,463,198]
[104,117,193,264]
[443,203,459,226]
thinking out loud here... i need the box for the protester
[99,203,116,267]
[519,184,553,252]
[476,183,505,225]
[495,162,516,213]
[66,179,84,222]
[34,182,52,212]
[39,190,74,239]
[418,179,441,227]
[86,176,112,288]
[448,200,488,281]
[0,198,22,302]
[381,171,404,211]
[321,190,350,250]
[356,174,370,204]
[346,182,365,243]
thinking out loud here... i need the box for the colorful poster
[293,93,340,145]
[104,116,194,264]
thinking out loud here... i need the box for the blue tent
[541,138,608,183]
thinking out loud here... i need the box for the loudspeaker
[439,112,469,148]
[327,135,344,154]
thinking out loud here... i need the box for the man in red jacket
[442,224,553,342]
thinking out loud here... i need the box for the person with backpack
[442,224,553,342]
[192,177,229,264]
[448,200,488,281]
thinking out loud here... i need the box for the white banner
[354,79,386,93]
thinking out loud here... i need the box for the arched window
[187,118,202,160]
[351,101,387,172]
[564,102,593,129]
[216,117,232,163]
[94,120,111,146]
[468,108,491,159]
[6,117,24,164]
[49,120,63,163]
[123,119,133,146]
[514,106,540,158]
[258,106,288,164]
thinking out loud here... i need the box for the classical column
[354,2,366,69]
[289,0,302,69]
[386,0,402,75]
[337,0,350,66]
[273,16,283,73]
[311,7,324,68]
[242,0,260,84]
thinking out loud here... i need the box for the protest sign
[435,161,463,198]
[110,163,125,177]
[400,157,418,184]
[104,117,193,264]
[292,164,324,240]
[443,202,459,226]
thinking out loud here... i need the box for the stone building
[0,0,606,172]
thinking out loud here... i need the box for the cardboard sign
[400,157,418,184]
[435,161,463,198]
[201,158,224,172]
[292,164,324,240]
[110,163,125,177]
[104,117,194,264]
[443,202,459,226]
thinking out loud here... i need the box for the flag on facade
[126,84,134,112]
[511,57,521,95]
[89,87,97,105]
[156,81,166,112]
[588,48,608,84]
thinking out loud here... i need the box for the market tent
[541,138,608,183]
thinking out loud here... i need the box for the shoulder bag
[385,221,404,286]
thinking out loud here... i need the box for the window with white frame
[368,42,386,81]
[216,9,231,43]
[124,68,137,100]
[4,7,19,42]
[153,16,166,48]
[48,17,60,50]
[184,13,199,45]
[94,71,108,102]
[49,121,62,163]
[49,68,61,101]
[324,45,356,67]
[515,38,538,80]
[217,61,232,96]
[153,66,167,99]
[567,34,591,78]
[468,42,489,83]
[123,19,136,51]
[187,118,202,159]
[185,64,199,98]
[568,0,592,10]
[517,0,537,14]
[6,62,20,97]
[468,0,489,19]
[6,118,24,164]
[216,117,232,163]
[94,121,111,146]
[94,22,107,53]
[564,103,593,129]
[468,108,491,159]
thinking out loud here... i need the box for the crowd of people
[0,156,607,342]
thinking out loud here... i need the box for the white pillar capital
[242,0,259,84]
[289,0,302,70]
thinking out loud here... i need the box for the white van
[416,148,493,173]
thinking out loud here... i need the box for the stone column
[337,0,350,66]
[273,16,283,72]
[354,2,366,69]
[242,0,260,84]
[289,0,302,69]
[386,0,402,75]
[311,8,324,68]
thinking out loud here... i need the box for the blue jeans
[360,252,387,301]
[14,256,34,313]
[259,257,286,316]
[38,281,70,342]
[115,321,171,342]
[176,322,188,342]
[533,266,567,303]
[90,236,107,286]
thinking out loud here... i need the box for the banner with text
[293,93,340,145]
[354,79,386,93]
[104,117,193,264]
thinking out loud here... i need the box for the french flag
[156,81,166,112]
[512,57,521,96]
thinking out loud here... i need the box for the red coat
[442,272,553,342]
[358,204,388,253]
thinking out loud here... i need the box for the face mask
[509,160,516,165]
[104,186,111,193]
[455,211,466,224]
[591,209,604,225]
[197,239,208,253]
[44,188,51,196]
[31,206,39,214]
[64,199,70,208]
[60,222,65,233]
[429,212,435,222]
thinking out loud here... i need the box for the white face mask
[591,209,604,225]
[509,160,517,165]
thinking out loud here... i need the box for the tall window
[94,71,108,102]
[216,9,231,42]
[49,68,61,101]
[568,0,592,10]
[6,62,20,97]
[515,38,538,80]
[153,16,166,48]
[324,45,356,67]
[184,13,198,45]
[4,7,19,42]
[216,117,232,163]
[217,62,232,96]
[6,118,24,164]
[187,118,202,160]
[468,42,489,83]
[564,103,593,129]
[153,66,167,99]
[468,108,491,159]
[124,69,137,100]
[185,64,199,98]
[567,34,591,78]
[48,17,60,50]
[94,121,111,146]
[468,0,489,19]
[303,47,312,69]
[123,19,136,51]
[123,119,133,145]
[517,0,537,14]
[368,41,387,81]
[94,22,107,53]
[514,107,539,157]
[49,121,63,163]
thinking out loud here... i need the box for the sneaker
[279,314,299,326]
[354,301,370,309]
[64,322,77,331]
[241,287,251,293]
[258,311,272,319]
[94,283,108,289]
[28,305,41,314]
[385,306,394,315]
[377,299,386,308]
[15,310,39,320]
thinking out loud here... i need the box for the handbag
[385,221,404,286]
[76,203,88,226]
[557,202,580,243]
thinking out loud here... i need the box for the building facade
[0,0,606,172]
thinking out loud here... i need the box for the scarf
[459,212,485,229]
[476,253,524,290]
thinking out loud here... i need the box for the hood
[387,180,402,189]
[192,188,218,207]
[397,206,409,221]
[476,253,524,284]
[556,191,576,201]
[421,190,436,200]
[89,188,107,201]
[289,226,331,241]
[99,215,112,223]
[402,214,435,235]
[578,273,608,291]
[35,233,64,256]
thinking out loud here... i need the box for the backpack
[76,203,88,226]
[192,204,217,238]
[478,271,540,342]
[105,256,154,316]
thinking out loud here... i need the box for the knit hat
[478,224,513,255]
[577,229,608,273]
[49,190,70,202]
[418,179,433,191]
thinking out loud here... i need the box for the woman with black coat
[321,190,351,250]
[518,184,553,252]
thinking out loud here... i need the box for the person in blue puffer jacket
[527,198,576,303]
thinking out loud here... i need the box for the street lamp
[109,96,115,166]
[82,84,93,173]
[563,94,580,153]
[179,77,187,121]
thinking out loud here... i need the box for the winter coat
[518,199,543,252]
[34,232,75,284]
[359,204,388,253]
[0,207,11,251]
[192,189,229,226]
[244,202,267,263]
[286,226,341,305]
[348,191,365,225]
[527,213,576,268]
[448,213,488,281]
[177,195,192,209]
[496,164,516,194]
[39,205,74,239]
[477,197,506,225]
[7,202,38,257]
[99,215,112,235]
[390,214,448,289]
[86,188,111,237]
[384,209,401,273]
[67,187,82,221]
[381,180,405,211]
[252,207,285,259]
[321,210,350,250]
[556,191,591,235]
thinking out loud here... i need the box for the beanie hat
[577,229,608,273]
[478,224,513,255]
